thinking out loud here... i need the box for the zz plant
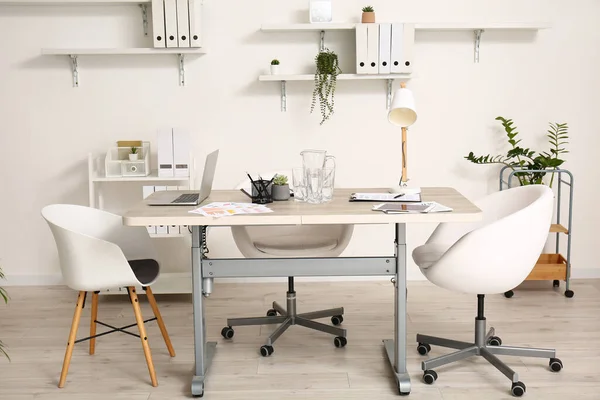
[0,266,9,361]
[465,116,569,187]
[311,48,342,125]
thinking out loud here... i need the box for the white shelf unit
[0,0,148,4]
[260,21,549,111]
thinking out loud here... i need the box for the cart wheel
[504,290,514,298]
[565,290,574,298]
[553,280,560,287]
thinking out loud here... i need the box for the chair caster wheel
[220,326,234,339]
[553,280,560,287]
[334,336,347,348]
[565,290,574,298]
[511,381,526,397]
[331,315,344,326]
[260,345,274,357]
[266,309,277,317]
[504,290,514,298]
[417,342,431,355]
[549,357,563,372]
[487,336,502,346]
[423,370,437,385]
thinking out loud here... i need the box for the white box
[156,225,168,234]
[154,185,167,192]
[173,128,191,177]
[105,142,150,178]
[188,0,203,47]
[151,0,166,48]
[378,23,392,74]
[164,0,179,47]
[168,225,181,235]
[167,185,179,191]
[355,24,368,74]
[157,129,174,177]
[176,0,190,47]
[366,24,379,74]
[142,186,157,235]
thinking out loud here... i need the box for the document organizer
[105,142,151,178]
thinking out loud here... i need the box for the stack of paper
[350,192,422,202]
[189,202,273,218]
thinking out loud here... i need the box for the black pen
[394,193,405,199]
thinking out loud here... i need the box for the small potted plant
[129,146,139,161]
[270,59,280,75]
[361,6,375,23]
[272,174,290,201]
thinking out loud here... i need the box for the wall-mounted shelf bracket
[386,79,393,109]
[178,53,185,86]
[474,29,484,63]
[320,30,325,51]
[139,4,148,37]
[70,55,79,87]
[280,81,287,112]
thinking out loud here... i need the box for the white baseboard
[3,274,64,286]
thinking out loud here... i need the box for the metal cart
[499,166,574,298]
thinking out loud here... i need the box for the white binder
[158,129,174,177]
[176,0,190,47]
[391,23,404,73]
[151,0,166,48]
[188,0,203,48]
[366,23,379,74]
[378,23,392,74]
[355,24,368,74]
[173,128,191,177]
[164,0,179,48]
[401,23,415,73]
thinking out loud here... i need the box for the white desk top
[122,188,481,227]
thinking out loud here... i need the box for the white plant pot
[129,153,139,161]
[270,65,280,75]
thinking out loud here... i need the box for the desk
[123,187,481,397]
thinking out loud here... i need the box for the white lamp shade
[388,88,417,127]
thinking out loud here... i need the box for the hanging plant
[310,48,342,125]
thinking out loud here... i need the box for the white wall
[1,0,599,285]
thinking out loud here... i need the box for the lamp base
[389,185,422,195]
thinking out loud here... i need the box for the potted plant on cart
[272,174,290,201]
[311,48,342,125]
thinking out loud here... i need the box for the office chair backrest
[41,204,146,291]
[231,171,353,258]
[424,185,554,294]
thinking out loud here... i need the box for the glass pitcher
[300,150,336,204]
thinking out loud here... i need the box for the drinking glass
[322,167,335,202]
[305,167,324,204]
[292,168,307,202]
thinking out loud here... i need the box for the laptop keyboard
[171,193,200,204]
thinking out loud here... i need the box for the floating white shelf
[91,170,192,183]
[259,73,411,82]
[0,0,147,5]
[43,47,206,87]
[261,22,550,32]
[42,47,207,55]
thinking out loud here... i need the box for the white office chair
[412,185,563,397]
[221,170,354,356]
[41,204,175,388]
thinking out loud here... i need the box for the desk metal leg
[191,226,216,398]
[383,223,411,396]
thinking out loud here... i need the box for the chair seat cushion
[254,235,338,256]
[128,259,160,285]
[412,243,450,270]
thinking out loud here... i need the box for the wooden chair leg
[128,286,158,387]
[89,291,99,355]
[144,286,176,357]
[58,291,86,388]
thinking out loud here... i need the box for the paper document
[372,201,453,214]
[189,202,273,218]
[350,192,422,202]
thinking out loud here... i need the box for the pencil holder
[250,180,273,204]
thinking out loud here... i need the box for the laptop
[147,149,219,206]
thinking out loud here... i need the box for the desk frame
[190,223,410,397]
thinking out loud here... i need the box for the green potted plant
[129,146,139,161]
[465,116,569,188]
[272,174,290,201]
[0,266,9,361]
[270,59,280,75]
[361,6,375,23]
[311,48,342,125]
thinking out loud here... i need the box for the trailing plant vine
[465,116,569,187]
[310,48,342,125]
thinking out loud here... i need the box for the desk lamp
[387,82,419,195]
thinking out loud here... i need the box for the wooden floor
[1,279,600,399]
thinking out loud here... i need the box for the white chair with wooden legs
[41,204,175,388]
[224,171,354,357]
[412,185,563,397]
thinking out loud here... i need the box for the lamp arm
[400,126,408,186]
